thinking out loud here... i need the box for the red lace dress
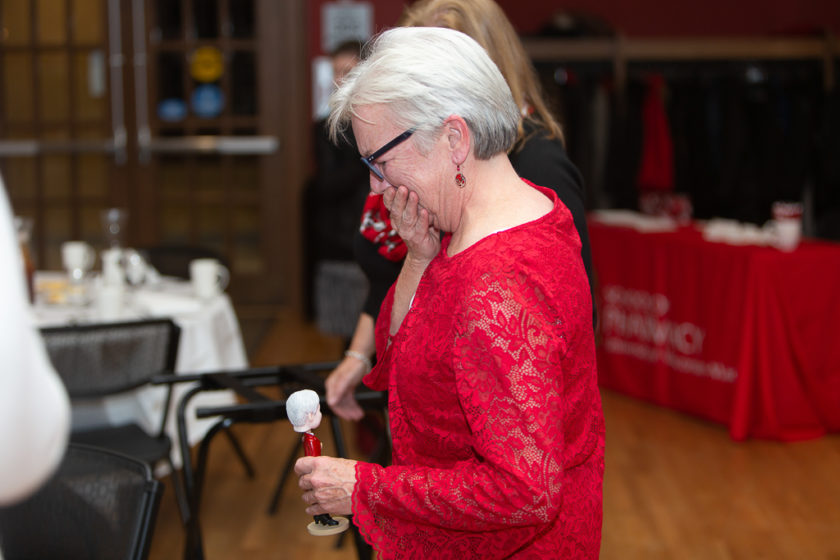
[354,182,605,559]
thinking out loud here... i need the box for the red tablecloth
[589,220,840,441]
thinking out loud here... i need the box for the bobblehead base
[307,516,350,536]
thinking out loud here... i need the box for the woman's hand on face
[384,185,440,263]
[325,359,366,421]
[295,456,357,516]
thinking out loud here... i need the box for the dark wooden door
[0,0,309,307]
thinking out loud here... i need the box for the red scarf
[359,194,406,262]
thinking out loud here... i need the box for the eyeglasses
[360,128,415,181]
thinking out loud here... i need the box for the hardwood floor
[148,309,840,559]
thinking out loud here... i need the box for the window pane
[36,0,67,44]
[158,156,189,198]
[77,154,108,197]
[157,51,185,101]
[80,203,107,240]
[161,204,190,243]
[232,205,262,274]
[231,156,258,193]
[231,51,255,115]
[1,0,32,45]
[74,51,106,120]
[43,205,72,268]
[155,0,182,40]
[229,0,254,38]
[193,0,218,39]
[0,158,38,198]
[38,52,70,121]
[194,155,224,200]
[72,0,104,43]
[197,204,224,248]
[3,53,35,121]
[42,154,71,198]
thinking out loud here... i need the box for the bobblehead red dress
[286,389,350,536]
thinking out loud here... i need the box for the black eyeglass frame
[360,128,416,181]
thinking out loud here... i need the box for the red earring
[455,165,466,188]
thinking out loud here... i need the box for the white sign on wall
[321,1,373,54]
[312,56,333,120]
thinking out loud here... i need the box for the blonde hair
[399,0,565,148]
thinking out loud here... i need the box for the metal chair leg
[221,422,256,478]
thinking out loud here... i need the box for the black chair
[40,318,190,523]
[0,443,163,560]
[153,363,388,560]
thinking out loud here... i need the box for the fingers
[295,456,356,516]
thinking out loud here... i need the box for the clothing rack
[522,35,840,91]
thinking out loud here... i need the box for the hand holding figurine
[287,389,351,536]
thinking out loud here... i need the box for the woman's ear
[443,115,470,165]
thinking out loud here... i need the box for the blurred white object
[101,248,124,286]
[123,249,149,285]
[768,201,803,251]
[589,209,677,232]
[702,219,773,246]
[95,283,125,321]
[101,208,128,248]
[0,175,70,506]
[61,241,95,282]
[190,258,229,299]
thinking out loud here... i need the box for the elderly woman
[295,27,604,558]
[326,0,594,423]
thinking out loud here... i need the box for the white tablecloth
[32,272,247,468]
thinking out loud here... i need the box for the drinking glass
[101,208,128,248]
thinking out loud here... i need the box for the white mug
[767,218,802,252]
[768,201,803,252]
[61,241,95,281]
[190,258,229,299]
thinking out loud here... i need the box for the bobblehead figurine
[286,389,350,536]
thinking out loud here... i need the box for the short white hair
[286,389,320,428]
[328,26,520,159]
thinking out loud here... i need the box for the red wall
[307,0,840,58]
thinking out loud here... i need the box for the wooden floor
[148,309,840,559]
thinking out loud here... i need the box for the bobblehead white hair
[286,389,320,431]
[328,26,520,160]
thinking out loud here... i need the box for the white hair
[286,389,320,428]
[328,26,520,159]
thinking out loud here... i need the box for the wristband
[344,350,372,372]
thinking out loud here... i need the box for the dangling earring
[455,164,466,188]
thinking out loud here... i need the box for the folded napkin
[132,290,202,316]
[589,209,677,232]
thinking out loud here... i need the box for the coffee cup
[768,201,803,252]
[190,258,229,299]
[61,241,95,281]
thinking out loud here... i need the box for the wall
[307,0,840,58]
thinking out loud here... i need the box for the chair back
[142,244,229,280]
[41,318,180,399]
[0,443,163,560]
